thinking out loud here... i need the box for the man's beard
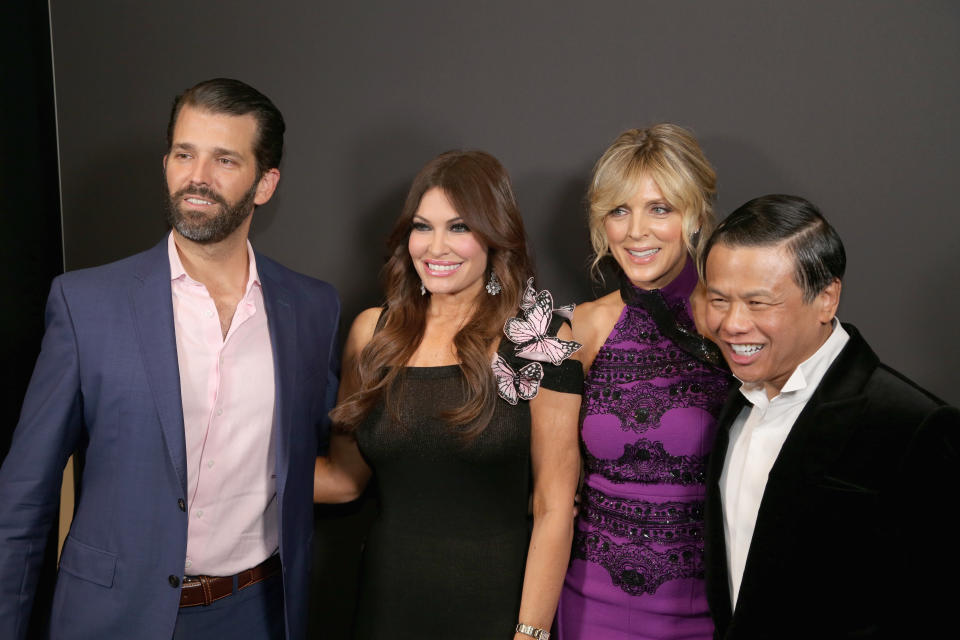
[165,178,259,244]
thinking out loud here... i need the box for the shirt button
[207,460,215,468]
[169,575,180,588]
[177,498,186,512]
[216,409,223,416]
[195,510,203,518]
[185,560,192,569]
[206,310,214,318]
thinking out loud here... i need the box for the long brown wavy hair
[331,150,534,437]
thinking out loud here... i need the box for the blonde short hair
[587,124,717,278]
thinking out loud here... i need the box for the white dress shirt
[720,319,849,609]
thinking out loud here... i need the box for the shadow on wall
[335,123,462,324]
[247,186,281,245]
[63,142,169,269]
[515,167,597,306]
[699,134,803,219]
[915,238,960,401]
[62,136,289,271]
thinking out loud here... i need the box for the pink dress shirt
[168,234,277,576]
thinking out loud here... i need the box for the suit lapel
[129,237,187,493]
[258,256,296,499]
[705,387,747,634]
[732,325,877,624]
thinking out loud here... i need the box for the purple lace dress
[557,259,732,640]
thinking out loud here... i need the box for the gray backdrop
[50,0,958,401]
[46,0,959,634]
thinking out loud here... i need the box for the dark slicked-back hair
[166,78,285,175]
[700,194,846,303]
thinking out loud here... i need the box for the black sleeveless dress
[352,336,582,639]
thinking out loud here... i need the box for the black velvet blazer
[704,324,959,639]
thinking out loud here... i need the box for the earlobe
[254,168,280,206]
[818,279,842,323]
[162,154,168,169]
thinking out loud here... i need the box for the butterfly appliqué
[520,277,574,320]
[504,282,581,365]
[491,353,543,405]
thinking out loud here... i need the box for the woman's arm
[313,307,381,503]
[514,322,583,639]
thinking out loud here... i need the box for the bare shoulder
[573,291,623,334]
[572,291,624,370]
[344,307,383,357]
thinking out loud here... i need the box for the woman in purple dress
[556,125,733,639]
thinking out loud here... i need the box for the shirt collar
[167,232,262,294]
[738,318,850,407]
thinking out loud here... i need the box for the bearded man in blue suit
[0,78,339,639]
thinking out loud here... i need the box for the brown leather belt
[179,554,282,608]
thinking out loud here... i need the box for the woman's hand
[313,307,382,503]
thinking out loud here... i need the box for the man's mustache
[172,184,228,207]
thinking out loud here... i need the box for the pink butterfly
[520,277,574,320]
[520,277,537,310]
[492,353,543,405]
[504,287,581,365]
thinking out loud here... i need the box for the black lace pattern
[582,438,707,485]
[583,307,728,436]
[574,267,730,599]
[573,528,704,596]
[579,485,704,543]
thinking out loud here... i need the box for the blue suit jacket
[0,237,340,639]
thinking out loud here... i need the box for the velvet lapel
[730,325,878,626]
[129,237,187,493]
[704,386,748,634]
[257,256,296,500]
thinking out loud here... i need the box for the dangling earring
[420,281,426,296]
[690,227,702,247]
[485,271,502,296]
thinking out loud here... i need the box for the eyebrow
[170,142,243,158]
[706,286,774,298]
[212,146,243,158]
[613,199,672,211]
[413,215,465,223]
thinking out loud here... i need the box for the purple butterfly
[492,353,543,405]
[504,287,581,365]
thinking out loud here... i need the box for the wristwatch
[515,623,550,639]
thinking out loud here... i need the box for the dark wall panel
[1,0,65,634]
[49,1,959,406]
[43,1,960,636]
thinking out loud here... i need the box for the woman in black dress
[314,150,583,639]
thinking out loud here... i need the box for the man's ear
[254,168,280,206]
[817,278,842,323]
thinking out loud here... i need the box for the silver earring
[690,228,702,247]
[485,271,502,296]
[420,281,426,296]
